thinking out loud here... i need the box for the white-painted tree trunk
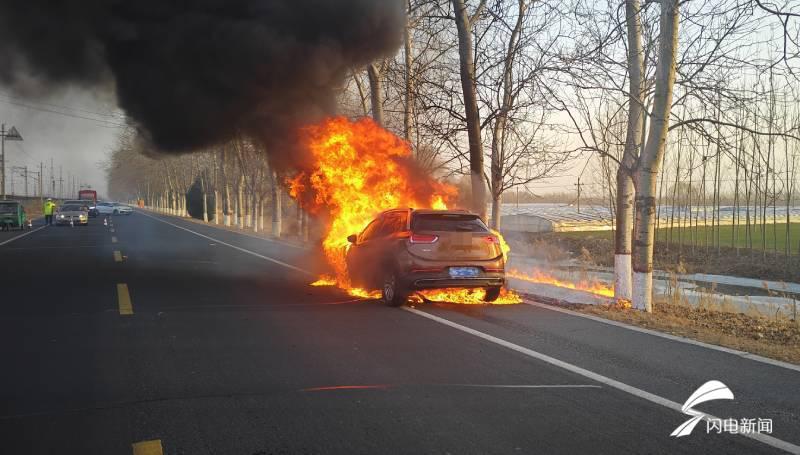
[614,254,633,302]
[631,0,680,312]
[252,197,259,233]
[202,192,208,222]
[271,170,282,237]
[259,199,265,232]
[615,0,644,304]
[213,190,219,224]
[632,271,652,312]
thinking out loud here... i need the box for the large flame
[289,116,455,287]
[290,116,519,305]
[507,268,615,298]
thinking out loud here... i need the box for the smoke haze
[0,0,404,154]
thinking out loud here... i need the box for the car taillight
[409,233,438,244]
[484,235,500,244]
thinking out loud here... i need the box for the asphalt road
[1,211,798,454]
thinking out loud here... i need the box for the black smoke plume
[0,0,403,154]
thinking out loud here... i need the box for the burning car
[345,208,506,306]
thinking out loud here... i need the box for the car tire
[382,269,408,307]
[484,286,502,302]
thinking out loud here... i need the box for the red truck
[78,190,98,217]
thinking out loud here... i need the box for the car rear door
[345,217,385,287]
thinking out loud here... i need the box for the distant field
[557,223,800,255]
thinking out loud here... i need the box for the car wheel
[382,269,408,307]
[484,286,502,302]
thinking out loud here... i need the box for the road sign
[5,126,22,141]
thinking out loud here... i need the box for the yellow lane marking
[117,283,133,315]
[111,236,118,243]
[113,250,123,262]
[132,440,162,455]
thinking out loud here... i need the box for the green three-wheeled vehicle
[0,201,31,231]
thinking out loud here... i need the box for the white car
[112,203,133,215]
[95,202,116,215]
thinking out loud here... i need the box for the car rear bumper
[396,253,505,290]
[55,218,88,225]
[409,276,505,289]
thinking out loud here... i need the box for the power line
[0,96,128,128]
[0,91,126,120]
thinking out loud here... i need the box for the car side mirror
[347,234,357,244]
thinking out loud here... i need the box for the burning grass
[507,268,615,298]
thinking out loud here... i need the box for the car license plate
[449,267,480,278]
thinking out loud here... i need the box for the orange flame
[290,117,517,305]
[415,288,521,305]
[289,117,454,287]
[507,268,615,298]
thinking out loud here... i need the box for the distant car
[0,201,29,231]
[113,203,133,215]
[345,208,506,306]
[62,199,98,217]
[54,204,88,226]
[95,202,115,215]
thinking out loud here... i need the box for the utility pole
[576,177,582,214]
[40,162,44,199]
[50,158,55,198]
[58,166,63,198]
[1,123,24,200]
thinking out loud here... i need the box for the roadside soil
[544,297,800,365]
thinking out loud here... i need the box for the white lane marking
[402,306,800,454]
[141,208,307,250]
[138,210,312,275]
[0,225,47,247]
[447,384,601,389]
[524,300,800,373]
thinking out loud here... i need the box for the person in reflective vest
[43,198,56,225]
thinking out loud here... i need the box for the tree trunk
[259,198,265,232]
[271,170,282,237]
[614,0,645,303]
[403,11,414,144]
[491,193,502,229]
[224,183,232,226]
[214,190,219,224]
[237,175,245,228]
[367,63,384,126]
[452,0,487,220]
[631,0,680,312]
[615,169,635,302]
[270,171,282,237]
[252,194,259,233]
[202,191,208,222]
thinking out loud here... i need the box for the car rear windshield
[411,213,489,232]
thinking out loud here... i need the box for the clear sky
[0,87,124,198]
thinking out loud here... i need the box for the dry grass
[557,298,800,365]
[515,231,800,283]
